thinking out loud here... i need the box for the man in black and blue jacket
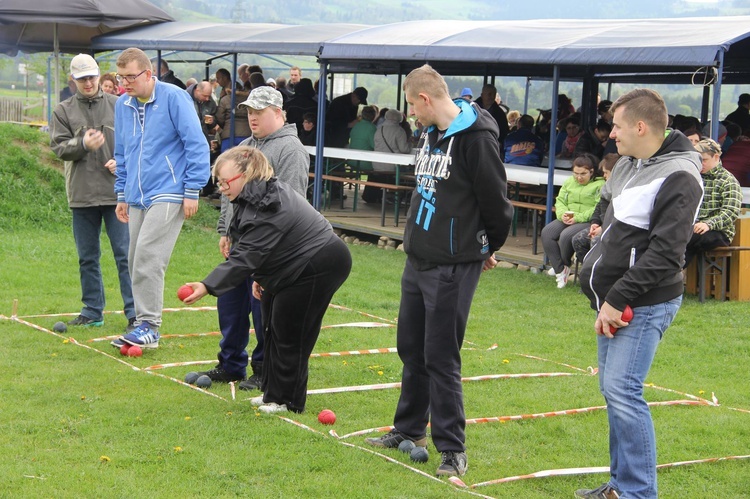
[365,65,513,478]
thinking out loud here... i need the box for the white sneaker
[250,395,264,406]
[547,267,557,276]
[258,402,288,414]
[556,266,570,289]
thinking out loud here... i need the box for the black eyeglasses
[116,69,148,84]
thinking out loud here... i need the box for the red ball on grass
[318,409,336,425]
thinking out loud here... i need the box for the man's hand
[182,282,208,305]
[104,159,116,175]
[252,281,263,300]
[219,236,230,259]
[589,223,601,237]
[482,255,498,272]
[116,202,129,223]
[694,222,710,235]
[183,198,199,219]
[594,301,630,338]
[83,128,105,151]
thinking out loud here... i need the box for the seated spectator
[348,105,378,172]
[721,133,750,187]
[681,126,702,146]
[503,114,545,166]
[574,119,612,160]
[299,112,317,147]
[557,94,575,120]
[459,88,473,101]
[285,78,318,136]
[363,109,411,203]
[723,121,742,152]
[684,138,742,267]
[701,121,727,147]
[100,73,119,96]
[571,153,619,264]
[558,117,583,159]
[541,153,605,288]
[506,110,520,131]
[725,93,750,134]
[597,100,613,123]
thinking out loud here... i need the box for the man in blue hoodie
[112,47,210,349]
[365,65,513,478]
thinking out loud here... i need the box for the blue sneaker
[121,322,160,349]
[111,337,126,348]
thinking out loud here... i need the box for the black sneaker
[436,451,468,477]
[68,315,104,327]
[196,365,244,383]
[574,483,620,498]
[238,373,262,391]
[364,429,427,448]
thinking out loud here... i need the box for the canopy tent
[319,17,750,81]
[91,22,369,56]
[317,17,750,214]
[0,0,173,120]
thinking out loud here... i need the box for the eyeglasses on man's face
[116,69,148,84]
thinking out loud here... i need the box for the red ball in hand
[610,305,634,334]
[177,284,193,302]
[318,409,336,425]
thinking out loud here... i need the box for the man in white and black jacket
[576,89,703,499]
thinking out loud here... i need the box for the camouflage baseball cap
[238,86,284,110]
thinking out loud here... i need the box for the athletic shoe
[111,337,126,348]
[556,266,571,289]
[258,402,288,414]
[238,374,261,391]
[250,395,264,406]
[196,365,244,383]
[68,315,103,327]
[121,322,160,349]
[574,483,620,498]
[364,429,428,448]
[547,266,557,276]
[125,317,137,334]
[436,451,468,477]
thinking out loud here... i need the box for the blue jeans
[597,296,682,499]
[72,206,135,321]
[216,277,263,378]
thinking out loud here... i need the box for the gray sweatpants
[541,219,590,273]
[127,202,185,328]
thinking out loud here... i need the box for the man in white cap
[195,85,310,390]
[50,54,135,331]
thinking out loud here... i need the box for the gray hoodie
[217,123,309,235]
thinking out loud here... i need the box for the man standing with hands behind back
[365,65,513,478]
[578,89,703,499]
[112,48,210,350]
[50,54,135,332]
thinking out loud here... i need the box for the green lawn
[1,123,749,498]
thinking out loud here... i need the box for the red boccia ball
[127,345,143,357]
[610,305,634,334]
[120,344,130,356]
[177,284,193,302]
[318,409,336,425]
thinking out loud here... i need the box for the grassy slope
[1,123,749,497]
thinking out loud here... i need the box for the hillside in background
[150,0,749,23]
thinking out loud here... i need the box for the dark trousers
[683,230,730,268]
[216,277,263,378]
[261,236,352,412]
[394,258,483,452]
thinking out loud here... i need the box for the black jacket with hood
[579,130,703,312]
[403,99,513,268]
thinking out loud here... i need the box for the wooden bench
[509,200,550,255]
[694,246,750,302]
[311,173,414,226]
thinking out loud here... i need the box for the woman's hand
[183,282,208,305]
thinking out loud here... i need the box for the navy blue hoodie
[403,100,513,267]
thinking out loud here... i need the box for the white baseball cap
[70,54,99,80]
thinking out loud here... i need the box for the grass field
[1,123,749,498]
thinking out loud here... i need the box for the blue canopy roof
[319,17,750,79]
[91,21,368,56]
